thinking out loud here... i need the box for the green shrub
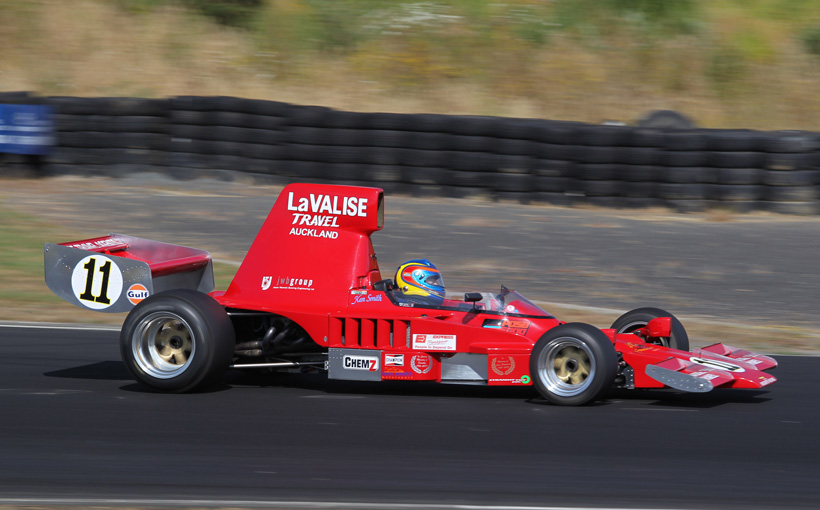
[114,0,262,27]
[802,26,820,57]
[552,0,700,39]
[707,45,747,96]
[113,0,166,14]
[182,0,263,28]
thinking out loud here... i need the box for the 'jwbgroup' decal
[70,254,124,310]
[261,276,315,291]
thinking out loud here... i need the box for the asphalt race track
[0,324,817,510]
[3,176,820,509]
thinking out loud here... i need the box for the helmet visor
[423,272,443,289]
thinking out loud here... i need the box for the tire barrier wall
[2,92,819,215]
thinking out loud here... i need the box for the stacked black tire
[4,92,820,215]
[658,129,820,214]
[168,96,289,179]
[763,131,820,215]
[47,97,171,177]
[281,107,406,191]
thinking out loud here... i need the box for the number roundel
[70,254,124,310]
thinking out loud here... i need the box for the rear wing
[44,234,214,313]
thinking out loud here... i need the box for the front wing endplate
[645,364,714,393]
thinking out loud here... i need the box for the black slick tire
[120,290,235,392]
[610,307,689,351]
[530,323,618,406]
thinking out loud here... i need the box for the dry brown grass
[3,1,820,129]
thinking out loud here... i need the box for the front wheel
[530,323,618,406]
[610,307,689,351]
[120,289,235,392]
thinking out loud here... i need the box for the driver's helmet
[395,259,445,304]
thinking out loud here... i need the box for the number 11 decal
[71,254,124,310]
[79,257,112,304]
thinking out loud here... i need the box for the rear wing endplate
[44,234,214,313]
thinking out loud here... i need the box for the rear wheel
[120,290,235,392]
[530,323,618,405]
[611,307,689,351]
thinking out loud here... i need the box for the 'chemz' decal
[343,355,379,371]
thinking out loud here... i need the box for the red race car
[44,183,777,405]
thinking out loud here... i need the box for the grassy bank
[3,0,820,129]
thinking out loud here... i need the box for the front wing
[620,339,777,392]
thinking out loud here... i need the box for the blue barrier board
[0,104,54,155]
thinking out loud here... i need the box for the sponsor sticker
[289,228,339,239]
[352,293,384,304]
[343,355,379,372]
[290,214,341,228]
[264,276,314,291]
[488,354,532,386]
[689,357,745,373]
[64,238,125,251]
[126,283,149,305]
[286,192,369,240]
[411,353,433,374]
[482,319,530,334]
[627,342,658,353]
[759,376,776,386]
[412,334,456,351]
[287,192,368,217]
[492,377,531,385]
[491,356,516,376]
[70,254,123,310]
[385,354,405,367]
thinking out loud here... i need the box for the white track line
[0,498,689,510]
[0,321,119,331]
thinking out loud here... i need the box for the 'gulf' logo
[127,284,149,305]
